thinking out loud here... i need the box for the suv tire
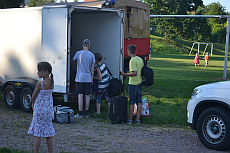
[197,107,230,151]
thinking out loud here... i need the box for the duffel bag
[52,105,74,124]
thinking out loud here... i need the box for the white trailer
[0,4,124,112]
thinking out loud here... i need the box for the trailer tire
[20,87,33,113]
[4,85,21,109]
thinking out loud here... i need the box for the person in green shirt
[119,45,144,124]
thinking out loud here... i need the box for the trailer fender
[1,77,37,92]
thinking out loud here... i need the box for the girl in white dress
[28,61,55,153]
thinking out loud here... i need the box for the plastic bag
[133,97,150,116]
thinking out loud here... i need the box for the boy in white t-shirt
[71,39,95,118]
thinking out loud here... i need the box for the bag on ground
[52,105,74,124]
[133,97,151,117]
[142,66,154,86]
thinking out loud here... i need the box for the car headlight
[191,89,200,99]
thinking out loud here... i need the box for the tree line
[0,0,78,8]
[0,0,229,43]
[145,0,229,43]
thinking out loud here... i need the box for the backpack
[52,105,74,124]
[108,78,124,97]
[142,66,154,86]
[107,67,124,97]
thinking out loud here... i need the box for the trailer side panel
[0,8,43,83]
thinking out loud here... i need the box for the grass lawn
[84,34,230,128]
[1,34,230,129]
[142,34,230,127]
[0,147,29,153]
[141,53,230,127]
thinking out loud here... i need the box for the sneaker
[84,114,90,118]
[74,113,84,118]
[127,120,132,125]
[135,120,140,124]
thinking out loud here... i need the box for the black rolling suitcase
[110,96,127,124]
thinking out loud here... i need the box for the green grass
[1,34,230,129]
[0,147,29,153]
[1,33,230,153]
[142,34,230,127]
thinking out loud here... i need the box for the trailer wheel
[4,85,21,108]
[20,87,33,113]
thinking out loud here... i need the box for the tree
[28,0,56,7]
[145,0,203,39]
[205,2,228,24]
[0,0,24,9]
[203,2,228,43]
[0,0,7,9]
[60,0,68,2]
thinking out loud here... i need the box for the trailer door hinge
[122,18,124,23]
[67,48,71,53]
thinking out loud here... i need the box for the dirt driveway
[0,105,228,153]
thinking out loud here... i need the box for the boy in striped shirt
[93,53,111,114]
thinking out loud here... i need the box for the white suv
[187,81,230,151]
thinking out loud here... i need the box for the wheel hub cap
[23,93,32,109]
[203,116,226,144]
[7,91,14,104]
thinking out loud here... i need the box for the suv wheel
[197,107,230,151]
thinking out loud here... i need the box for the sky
[59,0,230,12]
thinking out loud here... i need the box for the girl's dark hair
[94,53,102,62]
[37,61,54,86]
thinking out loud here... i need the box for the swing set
[189,42,213,56]
[150,15,229,79]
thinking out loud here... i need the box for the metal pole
[203,44,208,55]
[211,44,213,57]
[150,15,230,18]
[223,16,230,80]
[189,42,195,56]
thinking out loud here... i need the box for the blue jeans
[128,83,142,105]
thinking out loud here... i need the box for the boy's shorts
[205,61,209,64]
[128,83,142,105]
[95,89,111,104]
[76,82,91,95]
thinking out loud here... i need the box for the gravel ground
[0,106,229,153]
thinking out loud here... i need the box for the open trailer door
[41,7,68,93]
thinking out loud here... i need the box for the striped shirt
[97,63,110,91]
